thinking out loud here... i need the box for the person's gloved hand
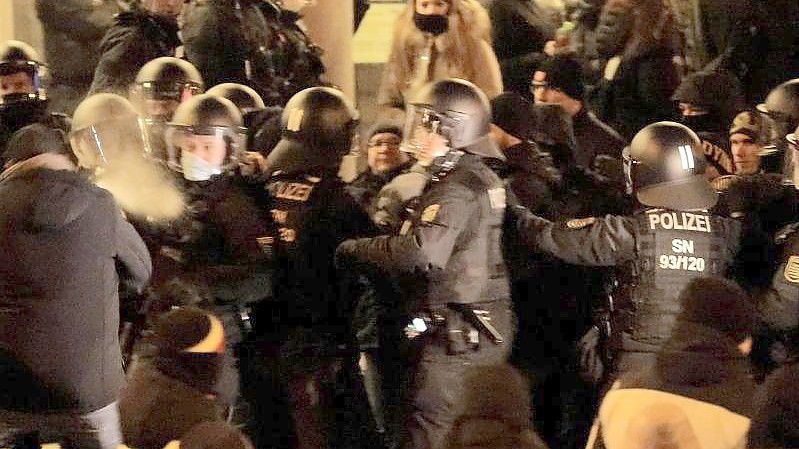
[372,167,430,228]
[238,151,269,181]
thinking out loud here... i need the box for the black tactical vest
[416,157,510,307]
[625,208,741,347]
[264,172,350,327]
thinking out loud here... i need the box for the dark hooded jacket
[0,155,152,413]
[89,9,181,95]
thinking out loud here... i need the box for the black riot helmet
[69,93,148,170]
[623,121,717,211]
[402,78,502,160]
[206,83,266,115]
[266,86,359,175]
[0,40,46,105]
[165,93,247,179]
[756,79,799,173]
[132,57,204,122]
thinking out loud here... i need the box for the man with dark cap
[591,277,755,448]
[89,0,183,95]
[532,54,626,168]
[120,307,226,449]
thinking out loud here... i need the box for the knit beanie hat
[533,54,585,100]
[678,277,755,343]
[491,92,536,140]
[152,307,225,394]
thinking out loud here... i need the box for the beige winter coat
[378,0,503,107]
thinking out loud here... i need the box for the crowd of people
[2,0,799,449]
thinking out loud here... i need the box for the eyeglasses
[368,139,401,149]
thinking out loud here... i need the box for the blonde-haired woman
[378,0,503,108]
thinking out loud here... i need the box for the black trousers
[402,302,514,449]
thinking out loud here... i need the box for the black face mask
[414,12,449,35]
[0,100,47,135]
[680,113,721,134]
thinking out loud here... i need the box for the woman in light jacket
[378,0,503,108]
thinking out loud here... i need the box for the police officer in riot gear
[336,79,514,449]
[756,79,799,173]
[131,57,205,162]
[206,82,277,154]
[759,124,799,365]
[511,121,743,378]
[241,86,376,449]
[0,40,70,158]
[151,93,273,412]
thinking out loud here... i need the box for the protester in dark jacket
[89,1,183,95]
[532,55,626,167]
[120,308,226,449]
[0,125,152,449]
[593,277,756,449]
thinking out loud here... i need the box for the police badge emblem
[784,256,799,284]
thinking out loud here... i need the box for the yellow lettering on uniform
[271,209,289,224]
[270,181,314,202]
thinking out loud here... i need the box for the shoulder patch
[421,204,441,223]
[785,256,799,284]
[488,187,506,209]
[566,217,597,229]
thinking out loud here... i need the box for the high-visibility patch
[566,217,596,229]
[421,204,441,223]
[784,256,799,283]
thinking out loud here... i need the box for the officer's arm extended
[512,206,637,266]
[336,184,477,273]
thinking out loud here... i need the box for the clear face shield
[757,110,793,174]
[622,146,637,195]
[70,115,150,171]
[131,82,202,123]
[164,124,247,180]
[784,132,799,188]
[401,105,453,167]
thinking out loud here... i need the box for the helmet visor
[70,115,149,168]
[401,105,444,155]
[784,133,799,187]
[622,146,635,195]
[164,124,247,172]
[132,82,203,121]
